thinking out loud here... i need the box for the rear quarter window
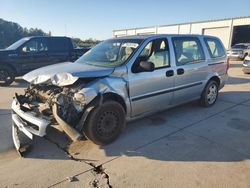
[48,38,70,52]
[204,38,226,58]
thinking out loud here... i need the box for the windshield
[6,38,30,50]
[75,39,143,67]
[232,44,248,49]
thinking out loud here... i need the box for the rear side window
[204,38,225,58]
[48,38,69,52]
[172,37,205,66]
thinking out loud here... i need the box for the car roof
[23,36,70,40]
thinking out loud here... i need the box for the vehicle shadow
[97,91,250,163]
[226,75,250,85]
[229,62,243,68]
[21,90,250,163]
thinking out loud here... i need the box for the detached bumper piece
[11,99,51,155]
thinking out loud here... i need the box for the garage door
[203,27,230,49]
[232,25,250,46]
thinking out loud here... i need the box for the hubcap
[207,84,218,104]
[97,111,119,138]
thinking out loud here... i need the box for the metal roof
[113,16,250,32]
[109,34,215,40]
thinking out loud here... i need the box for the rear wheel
[200,80,219,107]
[0,66,15,86]
[83,101,125,145]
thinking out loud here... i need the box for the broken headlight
[72,88,98,112]
[73,93,86,112]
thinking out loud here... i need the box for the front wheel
[83,101,125,145]
[0,66,15,86]
[200,80,219,107]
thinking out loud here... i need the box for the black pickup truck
[0,36,90,86]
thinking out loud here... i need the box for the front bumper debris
[11,99,51,154]
[10,83,96,155]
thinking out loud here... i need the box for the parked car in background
[243,55,250,74]
[11,34,228,154]
[227,43,250,60]
[0,36,90,86]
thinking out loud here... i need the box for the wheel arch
[202,74,221,94]
[84,91,127,115]
[208,75,220,86]
[102,92,127,113]
[0,64,17,75]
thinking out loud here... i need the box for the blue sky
[1,0,250,40]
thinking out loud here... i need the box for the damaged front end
[11,81,97,155]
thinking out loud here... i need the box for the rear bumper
[227,54,244,59]
[219,73,228,90]
[11,99,51,151]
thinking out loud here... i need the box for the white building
[113,16,250,49]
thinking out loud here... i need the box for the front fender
[77,76,130,116]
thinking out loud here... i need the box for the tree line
[0,18,50,49]
[0,18,100,49]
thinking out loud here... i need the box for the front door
[128,38,175,117]
[17,38,49,74]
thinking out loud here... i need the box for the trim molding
[131,82,203,102]
[208,62,224,66]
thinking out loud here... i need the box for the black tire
[83,101,125,145]
[0,66,15,86]
[200,80,219,107]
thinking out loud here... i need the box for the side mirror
[139,61,155,72]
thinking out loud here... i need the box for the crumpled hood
[23,62,114,86]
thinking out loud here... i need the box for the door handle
[177,68,184,75]
[166,70,174,77]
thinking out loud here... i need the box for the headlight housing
[73,93,85,104]
[73,93,86,112]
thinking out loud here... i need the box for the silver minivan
[11,34,228,153]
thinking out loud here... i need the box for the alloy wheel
[207,83,218,104]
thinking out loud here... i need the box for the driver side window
[138,38,170,69]
[21,39,48,53]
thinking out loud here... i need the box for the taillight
[226,58,230,71]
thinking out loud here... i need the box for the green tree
[0,18,49,49]
[72,37,101,47]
